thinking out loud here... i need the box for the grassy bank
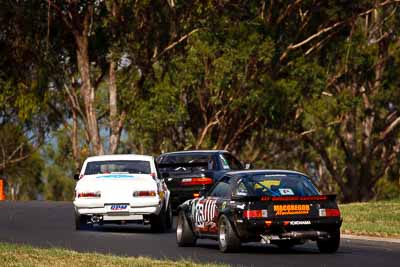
[0,243,224,267]
[340,199,400,238]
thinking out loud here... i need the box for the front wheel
[176,210,196,247]
[218,215,241,253]
[317,230,340,253]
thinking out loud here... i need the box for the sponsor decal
[110,204,128,211]
[254,180,281,189]
[194,199,218,231]
[289,220,311,225]
[274,204,310,215]
[278,188,294,195]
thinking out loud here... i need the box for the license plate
[106,204,129,212]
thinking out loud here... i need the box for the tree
[295,1,400,202]
[0,124,44,200]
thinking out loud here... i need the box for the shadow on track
[195,241,331,255]
[77,224,175,235]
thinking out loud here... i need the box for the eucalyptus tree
[294,1,400,202]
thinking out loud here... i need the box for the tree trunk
[108,60,125,154]
[71,108,80,170]
[75,34,104,155]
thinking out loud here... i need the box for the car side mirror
[244,163,253,170]
[73,174,80,181]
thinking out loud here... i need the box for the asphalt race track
[0,201,399,267]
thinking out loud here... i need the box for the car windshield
[157,154,215,171]
[84,160,151,175]
[236,173,319,197]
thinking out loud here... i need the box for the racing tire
[74,211,92,231]
[150,203,169,233]
[275,240,297,250]
[218,214,241,253]
[176,210,197,247]
[165,202,173,231]
[317,230,340,253]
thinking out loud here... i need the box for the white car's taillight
[77,191,101,198]
[133,191,157,197]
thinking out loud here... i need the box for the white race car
[73,154,172,232]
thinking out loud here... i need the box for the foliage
[1,1,400,202]
[0,124,44,200]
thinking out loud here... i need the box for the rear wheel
[165,202,173,230]
[218,215,241,253]
[150,203,170,233]
[176,210,196,247]
[317,230,340,253]
[74,211,91,230]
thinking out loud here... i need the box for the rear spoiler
[232,194,337,202]
[157,162,209,168]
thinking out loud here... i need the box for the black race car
[176,170,342,253]
[157,150,246,210]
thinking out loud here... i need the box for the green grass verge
[0,242,225,267]
[340,199,400,238]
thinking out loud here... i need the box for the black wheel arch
[177,206,197,235]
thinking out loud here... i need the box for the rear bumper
[234,217,342,242]
[73,199,162,221]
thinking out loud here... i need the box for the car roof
[226,169,308,177]
[159,150,228,156]
[85,154,154,162]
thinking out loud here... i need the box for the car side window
[219,153,242,170]
[209,177,232,198]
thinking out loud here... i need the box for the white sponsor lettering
[289,220,311,225]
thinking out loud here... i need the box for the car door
[193,176,232,234]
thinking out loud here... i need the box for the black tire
[218,214,241,253]
[165,202,173,230]
[275,240,297,250]
[317,230,340,253]
[150,203,169,233]
[176,210,196,247]
[74,211,91,230]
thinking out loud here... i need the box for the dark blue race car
[157,150,247,210]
